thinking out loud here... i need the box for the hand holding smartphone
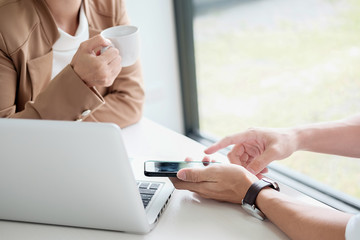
[144,160,219,177]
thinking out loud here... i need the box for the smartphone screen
[144,160,217,177]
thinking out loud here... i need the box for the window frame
[173,0,360,213]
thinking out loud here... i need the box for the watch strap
[242,178,280,206]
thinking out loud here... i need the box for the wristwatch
[241,178,280,220]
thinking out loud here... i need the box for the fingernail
[177,171,186,181]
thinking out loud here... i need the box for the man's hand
[71,35,122,87]
[171,164,258,204]
[204,128,297,175]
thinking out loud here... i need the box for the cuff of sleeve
[31,65,105,121]
[345,214,360,240]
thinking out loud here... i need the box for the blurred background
[192,0,360,198]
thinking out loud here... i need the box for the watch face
[241,203,266,221]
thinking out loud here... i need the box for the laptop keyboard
[137,181,161,209]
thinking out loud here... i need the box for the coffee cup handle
[100,43,115,55]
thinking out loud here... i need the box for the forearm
[292,115,360,157]
[4,66,104,120]
[84,92,143,128]
[256,189,352,240]
[83,60,145,128]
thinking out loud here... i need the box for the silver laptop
[0,118,173,234]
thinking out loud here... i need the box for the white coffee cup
[100,25,139,67]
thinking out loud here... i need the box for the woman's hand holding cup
[70,35,122,88]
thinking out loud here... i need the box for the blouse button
[81,109,91,117]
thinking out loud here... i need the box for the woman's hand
[205,128,298,175]
[70,35,122,87]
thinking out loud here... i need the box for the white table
[0,118,326,240]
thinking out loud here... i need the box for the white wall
[126,0,184,133]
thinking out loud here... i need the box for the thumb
[177,168,208,182]
[81,35,112,52]
[246,148,277,175]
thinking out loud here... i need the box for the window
[174,0,360,211]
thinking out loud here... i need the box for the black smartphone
[144,160,218,177]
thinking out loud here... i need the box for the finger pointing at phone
[204,128,297,175]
